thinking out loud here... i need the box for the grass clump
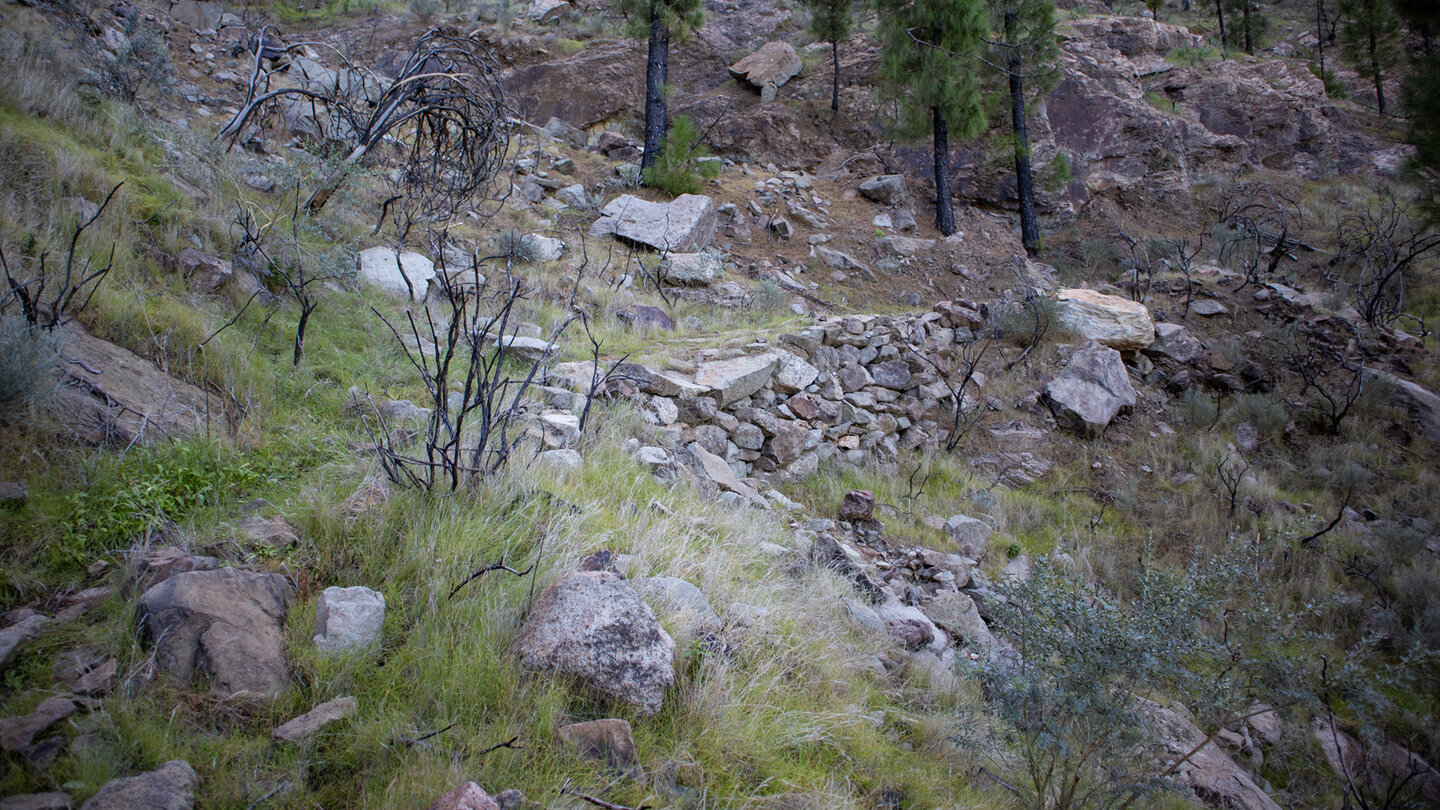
[0,315,63,414]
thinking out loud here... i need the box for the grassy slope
[1,0,1438,807]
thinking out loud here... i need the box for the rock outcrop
[81,760,197,810]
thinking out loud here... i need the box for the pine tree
[1337,0,1403,115]
[802,0,854,112]
[988,0,1058,255]
[614,0,705,174]
[1397,1,1440,222]
[1224,0,1268,54]
[875,0,988,236]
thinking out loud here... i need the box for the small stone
[0,697,74,753]
[72,656,118,695]
[0,481,28,505]
[427,783,500,810]
[558,718,644,778]
[537,449,583,471]
[839,490,875,521]
[1192,299,1229,316]
[273,696,358,743]
[237,515,300,549]
[313,586,385,653]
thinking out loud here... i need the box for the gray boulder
[630,576,721,645]
[944,515,992,558]
[660,252,724,286]
[1041,342,1137,437]
[590,194,718,253]
[137,568,293,700]
[728,42,802,101]
[358,247,436,300]
[169,0,221,30]
[512,571,676,716]
[313,586,385,653]
[81,760,196,810]
[1055,289,1154,351]
[1145,322,1204,364]
[859,175,909,206]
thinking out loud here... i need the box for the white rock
[313,586,385,653]
[358,247,436,300]
[1055,288,1154,350]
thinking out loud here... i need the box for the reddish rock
[839,490,875,522]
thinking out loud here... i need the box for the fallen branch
[448,558,535,600]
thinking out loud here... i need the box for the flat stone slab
[693,352,779,406]
[590,194,718,253]
[358,247,436,300]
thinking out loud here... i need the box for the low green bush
[643,115,722,197]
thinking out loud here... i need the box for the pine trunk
[1369,23,1386,114]
[641,15,670,171]
[1243,3,1253,53]
[933,106,955,236]
[1216,0,1227,48]
[830,39,840,112]
[1006,11,1039,255]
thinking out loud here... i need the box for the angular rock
[525,0,569,22]
[1145,321,1204,364]
[512,571,676,716]
[694,353,779,407]
[0,613,52,671]
[427,783,500,810]
[1055,289,1154,350]
[773,352,819,393]
[80,760,196,810]
[177,248,232,294]
[764,420,809,466]
[538,449,583,471]
[170,0,221,30]
[54,325,224,446]
[495,335,552,364]
[660,252,724,286]
[839,490,875,521]
[137,568,293,699]
[920,591,991,648]
[273,696,358,743]
[869,359,912,390]
[313,586,385,653]
[537,412,581,448]
[815,246,873,279]
[859,175,909,206]
[944,515,992,558]
[132,547,217,593]
[682,442,768,508]
[590,194,718,253]
[559,718,644,777]
[358,247,436,300]
[1144,701,1281,810]
[1191,299,1228,316]
[237,515,299,549]
[1041,342,1138,437]
[728,41,802,94]
[875,601,942,653]
[0,697,74,753]
[809,533,883,601]
[1367,370,1440,445]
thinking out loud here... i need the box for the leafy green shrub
[64,441,265,558]
[642,115,722,197]
[0,315,63,415]
[1040,151,1071,193]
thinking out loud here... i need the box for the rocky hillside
[1,0,1439,808]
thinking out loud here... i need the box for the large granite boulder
[136,568,293,700]
[512,571,676,716]
[590,194,718,253]
[1041,342,1137,437]
[1055,289,1154,350]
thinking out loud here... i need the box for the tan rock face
[1055,289,1154,350]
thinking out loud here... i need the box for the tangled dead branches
[220,27,510,220]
